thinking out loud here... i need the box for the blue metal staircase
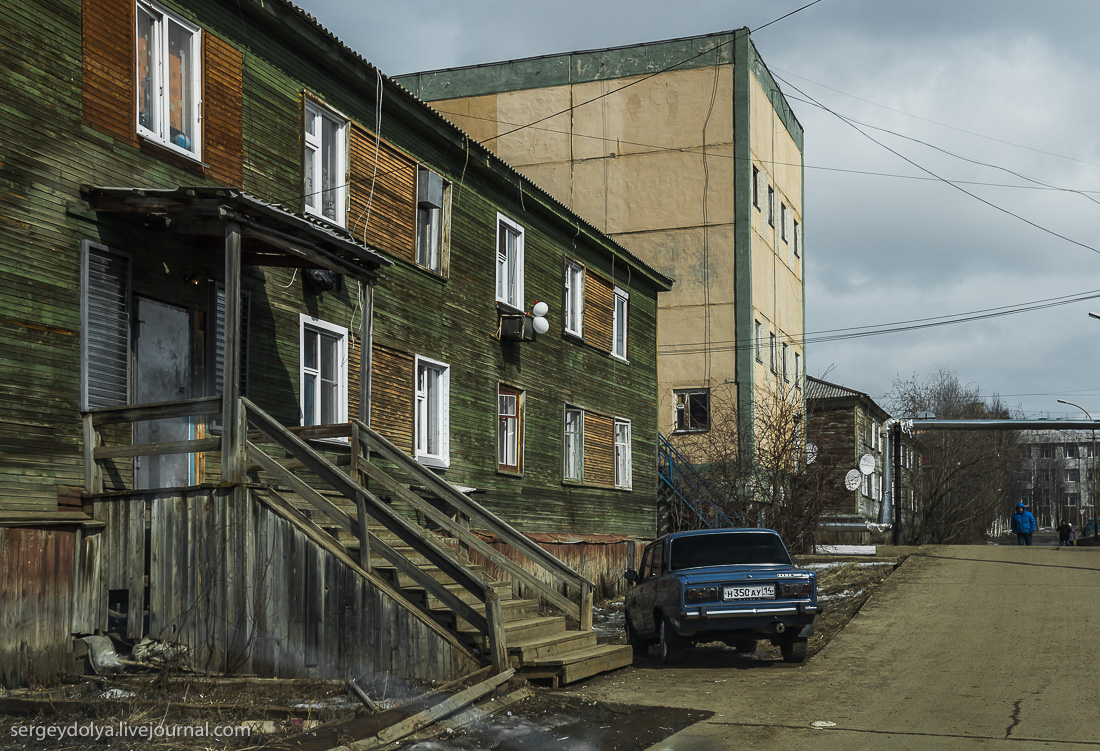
[657,432,740,531]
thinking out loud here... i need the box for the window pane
[321,116,339,221]
[167,20,193,150]
[137,10,157,133]
[304,329,318,370]
[303,373,316,425]
[304,144,316,211]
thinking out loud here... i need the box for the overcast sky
[295,0,1100,420]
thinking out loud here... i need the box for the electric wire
[773,75,1100,256]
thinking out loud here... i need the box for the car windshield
[669,533,792,570]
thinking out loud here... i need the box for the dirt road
[563,545,1100,749]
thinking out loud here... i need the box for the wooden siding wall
[583,411,615,488]
[2,0,664,538]
[202,33,245,186]
[0,527,77,688]
[471,536,641,601]
[82,489,476,682]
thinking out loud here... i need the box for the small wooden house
[0,0,671,687]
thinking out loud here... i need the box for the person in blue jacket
[1011,502,1037,545]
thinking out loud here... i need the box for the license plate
[723,585,775,601]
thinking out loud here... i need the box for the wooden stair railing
[350,419,595,632]
[242,398,508,671]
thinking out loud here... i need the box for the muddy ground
[0,559,896,750]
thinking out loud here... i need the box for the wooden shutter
[208,285,249,397]
[202,33,244,186]
[82,0,136,145]
[81,241,131,410]
[348,124,416,260]
[369,343,414,453]
[583,411,614,487]
[584,271,614,353]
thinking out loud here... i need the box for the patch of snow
[815,545,877,555]
[819,588,865,601]
[805,561,894,570]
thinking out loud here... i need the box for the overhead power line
[657,288,1100,355]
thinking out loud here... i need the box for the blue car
[624,528,821,664]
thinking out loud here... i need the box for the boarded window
[370,343,414,453]
[80,241,131,410]
[583,271,614,353]
[349,125,416,261]
[583,411,614,488]
[202,33,244,185]
[83,0,136,145]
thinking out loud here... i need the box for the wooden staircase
[243,400,631,687]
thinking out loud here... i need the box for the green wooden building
[0,0,671,687]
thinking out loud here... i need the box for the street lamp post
[1057,398,1097,543]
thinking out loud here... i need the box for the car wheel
[658,616,685,665]
[780,637,807,663]
[734,639,758,655]
[624,610,648,655]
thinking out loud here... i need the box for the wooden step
[521,644,634,687]
[450,598,541,631]
[507,630,598,663]
[412,581,513,611]
[374,563,487,588]
[460,615,566,646]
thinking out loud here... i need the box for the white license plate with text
[723,585,775,600]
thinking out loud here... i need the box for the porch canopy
[81,185,393,484]
[81,185,392,282]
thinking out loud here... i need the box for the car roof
[656,528,782,543]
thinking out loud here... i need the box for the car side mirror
[624,568,639,583]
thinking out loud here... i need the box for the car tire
[733,639,758,655]
[658,616,685,665]
[624,610,648,656]
[780,637,808,663]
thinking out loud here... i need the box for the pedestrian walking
[1012,502,1037,546]
[1069,522,1077,546]
[1058,519,1071,547]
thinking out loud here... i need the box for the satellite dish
[844,469,862,491]
[805,442,818,465]
[532,315,549,334]
[531,301,549,318]
[859,454,876,475]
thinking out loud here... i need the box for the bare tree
[886,368,1022,544]
[669,383,839,553]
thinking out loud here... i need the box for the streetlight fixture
[1057,398,1097,542]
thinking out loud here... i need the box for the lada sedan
[623,528,820,664]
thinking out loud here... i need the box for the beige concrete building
[397,30,804,450]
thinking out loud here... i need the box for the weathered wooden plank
[88,396,222,426]
[94,437,221,460]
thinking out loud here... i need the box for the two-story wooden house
[0,0,671,687]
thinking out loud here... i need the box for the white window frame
[614,418,632,490]
[564,406,584,482]
[793,219,801,258]
[782,342,789,381]
[135,0,202,159]
[415,355,450,468]
[498,385,523,473]
[495,213,525,310]
[303,99,347,227]
[769,332,777,373]
[298,314,348,428]
[565,260,585,337]
[612,287,629,361]
[752,165,759,209]
[780,203,788,243]
[767,186,775,228]
[754,320,762,363]
[794,351,801,388]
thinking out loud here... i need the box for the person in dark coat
[1012,503,1037,546]
[1058,519,1071,547]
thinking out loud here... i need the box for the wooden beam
[83,413,103,494]
[222,221,245,484]
[89,396,221,427]
[343,669,515,750]
[94,438,221,460]
[247,442,355,534]
[360,283,374,424]
[356,422,589,591]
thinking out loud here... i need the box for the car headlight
[685,586,718,603]
[778,580,813,597]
